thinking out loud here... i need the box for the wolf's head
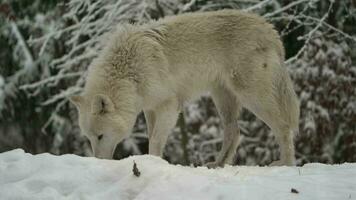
[69,24,163,159]
[70,94,131,159]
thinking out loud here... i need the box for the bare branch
[243,0,273,12]
[286,1,334,64]
[264,0,314,18]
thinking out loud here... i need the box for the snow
[1,149,356,200]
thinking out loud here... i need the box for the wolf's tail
[275,63,300,135]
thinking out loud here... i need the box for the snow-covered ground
[0,149,355,200]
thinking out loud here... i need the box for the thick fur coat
[70,10,299,167]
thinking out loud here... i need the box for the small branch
[132,161,141,177]
[0,22,39,113]
[20,72,82,90]
[41,99,68,134]
[10,21,35,70]
[285,1,334,64]
[264,0,313,18]
[244,0,273,12]
[41,85,82,106]
[301,15,356,43]
[180,0,196,13]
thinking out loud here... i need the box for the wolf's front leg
[146,99,179,157]
[206,123,241,168]
[144,110,156,141]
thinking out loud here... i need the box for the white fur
[70,10,299,166]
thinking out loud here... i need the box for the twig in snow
[291,188,299,194]
[132,161,141,177]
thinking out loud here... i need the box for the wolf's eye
[97,134,103,140]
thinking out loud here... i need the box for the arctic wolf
[70,10,299,167]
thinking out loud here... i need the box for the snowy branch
[10,22,35,70]
[243,0,273,12]
[264,0,313,18]
[285,1,334,64]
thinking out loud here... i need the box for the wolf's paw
[205,161,224,169]
[269,160,284,166]
[270,159,295,166]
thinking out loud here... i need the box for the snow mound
[0,149,355,200]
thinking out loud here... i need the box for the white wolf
[70,10,299,167]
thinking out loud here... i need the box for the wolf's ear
[91,94,115,115]
[69,95,84,108]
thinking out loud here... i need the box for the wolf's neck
[84,69,140,113]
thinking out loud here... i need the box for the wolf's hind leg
[269,125,296,166]
[228,49,298,166]
[206,86,241,168]
[238,82,298,166]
